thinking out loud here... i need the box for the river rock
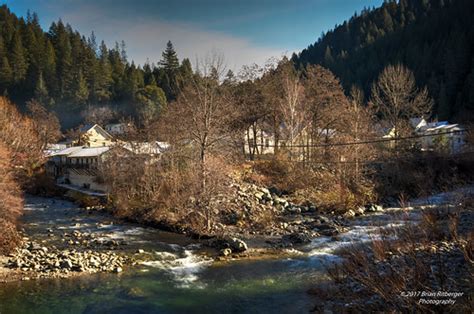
[343,210,356,219]
[365,204,383,212]
[228,237,248,252]
[60,260,73,269]
[286,206,302,214]
[254,192,264,200]
[315,223,340,236]
[355,207,365,216]
[282,233,311,244]
[220,248,232,257]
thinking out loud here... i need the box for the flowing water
[0,190,465,314]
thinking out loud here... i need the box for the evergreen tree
[88,31,98,55]
[72,70,89,107]
[95,41,113,102]
[120,40,127,63]
[9,30,28,83]
[34,71,51,107]
[437,83,450,120]
[136,84,167,120]
[159,40,179,73]
[0,57,13,90]
[59,38,73,100]
[293,0,474,122]
[43,40,57,96]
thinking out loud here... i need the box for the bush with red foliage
[0,97,43,253]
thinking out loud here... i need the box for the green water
[0,259,325,313]
[0,197,327,313]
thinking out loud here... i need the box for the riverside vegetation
[0,0,473,311]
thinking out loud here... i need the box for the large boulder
[365,204,383,213]
[210,237,248,253]
[314,222,340,236]
[227,237,248,252]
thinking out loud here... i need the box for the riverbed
[0,189,468,313]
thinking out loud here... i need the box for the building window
[265,139,270,148]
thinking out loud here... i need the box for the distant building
[47,146,113,192]
[46,124,170,194]
[123,141,170,155]
[243,124,335,160]
[244,127,276,156]
[382,118,466,154]
[78,124,114,147]
[417,121,465,154]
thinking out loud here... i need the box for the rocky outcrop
[61,230,127,249]
[5,241,135,278]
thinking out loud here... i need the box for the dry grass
[320,196,474,312]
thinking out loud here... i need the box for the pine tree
[136,84,167,120]
[159,41,179,73]
[72,70,89,107]
[94,41,113,102]
[437,83,450,120]
[88,31,98,55]
[0,57,13,89]
[223,69,236,85]
[120,40,127,63]
[180,58,193,77]
[176,58,193,90]
[324,46,334,65]
[10,30,28,83]
[124,62,143,101]
[43,40,57,96]
[34,71,51,107]
[59,38,73,100]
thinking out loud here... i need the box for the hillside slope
[292,0,474,122]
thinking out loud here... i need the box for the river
[0,190,463,313]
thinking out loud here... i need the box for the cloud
[46,2,291,72]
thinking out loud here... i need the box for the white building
[383,118,466,154]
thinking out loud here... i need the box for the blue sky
[3,0,383,71]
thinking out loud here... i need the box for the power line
[290,150,474,165]
[245,129,468,148]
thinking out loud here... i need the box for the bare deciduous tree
[26,99,62,148]
[277,60,306,151]
[160,54,235,231]
[82,105,116,126]
[303,64,351,162]
[370,64,433,138]
[0,97,44,179]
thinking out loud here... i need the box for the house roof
[410,117,427,129]
[68,146,111,158]
[425,123,463,133]
[50,146,84,157]
[80,124,114,140]
[123,141,169,155]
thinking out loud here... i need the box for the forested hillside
[0,5,192,127]
[292,0,474,122]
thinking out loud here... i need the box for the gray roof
[68,146,111,158]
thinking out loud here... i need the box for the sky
[2,0,383,72]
